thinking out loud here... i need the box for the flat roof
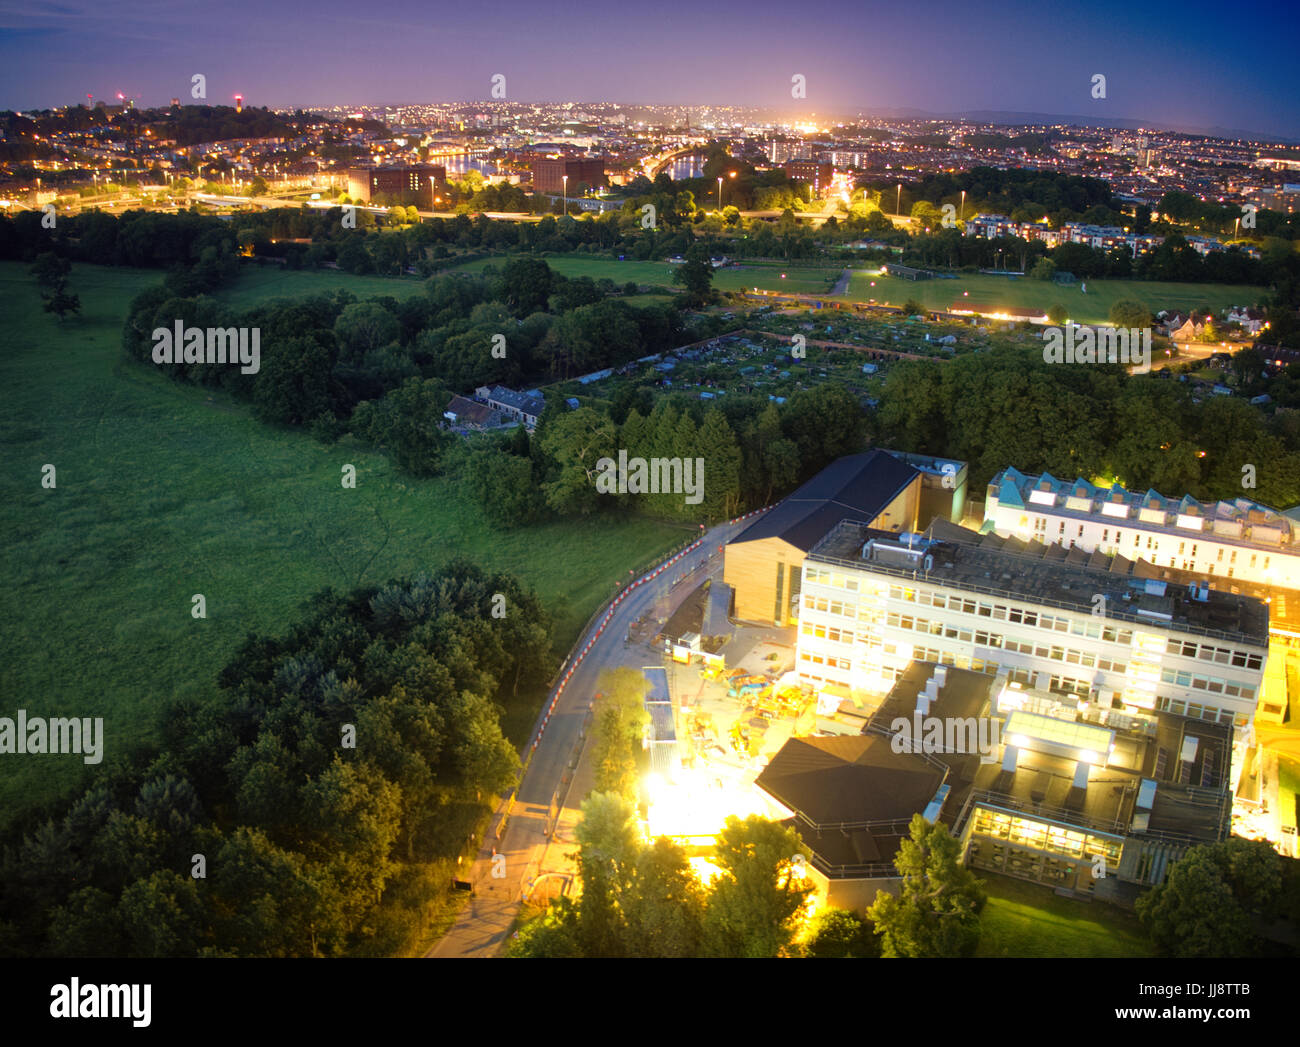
[809,519,1269,646]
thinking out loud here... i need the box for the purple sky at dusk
[1,0,1297,137]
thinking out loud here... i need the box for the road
[427,514,760,957]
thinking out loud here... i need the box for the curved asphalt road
[427,514,760,957]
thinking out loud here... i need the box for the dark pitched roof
[729,449,920,551]
[444,395,501,427]
[756,735,943,825]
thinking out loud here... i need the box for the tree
[499,256,555,316]
[804,907,880,958]
[589,668,650,799]
[464,448,547,527]
[350,376,451,477]
[30,252,81,320]
[672,251,715,308]
[1030,257,1057,281]
[867,815,984,958]
[574,792,642,957]
[117,870,207,957]
[335,236,373,274]
[1047,303,1069,325]
[538,406,617,515]
[1109,299,1151,328]
[333,301,400,362]
[1136,838,1283,958]
[902,298,924,317]
[703,815,812,957]
[624,837,706,957]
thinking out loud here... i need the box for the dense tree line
[116,259,698,470]
[868,167,1119,227]
[872,345,1300,507]
[0,561,552,957]
[464,382,866,527]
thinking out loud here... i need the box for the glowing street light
[562,174,568,216]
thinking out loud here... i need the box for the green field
[448,254,676,287]
[445,254,844,297]
[976,872,1152,957]
[714,263,842,296]
[842,270,1266,326]
[215,265,429,309]
[0,260,683,822]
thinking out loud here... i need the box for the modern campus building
[984,466,1300,592]
[345,164,447,209]
[794,518,1268,731]
[723,449,968,626]
[758,660,1236,908]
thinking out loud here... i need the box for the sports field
[841,270,1265,326]
[0,260,682,823]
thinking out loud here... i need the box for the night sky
[1,0,1297,138]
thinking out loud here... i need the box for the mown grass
[975,871,1152,957]
[0,260,683,824]
[842,270,1265,326]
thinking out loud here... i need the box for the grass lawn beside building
[975,871,1153,957]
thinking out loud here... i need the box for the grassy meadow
[0,260,684,824]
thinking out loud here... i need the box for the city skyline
[2,0,1298,138]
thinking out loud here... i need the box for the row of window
[1165,637,1263,670]
[1156,695,1237,726]
[1160,666,1255,701]
[880,612,1128,674]
[883,585,1135,645]
[971,808,1122,864]
[803,565,861,592]
[800,621,855,644]
[1030,516,1274,571]
[800,651,851,671]
[804,594,850,617]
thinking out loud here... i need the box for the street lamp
[896,183,901,216]
[960,189,966,222]
[717,175,723,211]
[562,174,568,216]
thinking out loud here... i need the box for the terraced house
[984,466,1300,592]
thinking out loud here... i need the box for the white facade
[795,533,1267,730]
[985,467,1300,592]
